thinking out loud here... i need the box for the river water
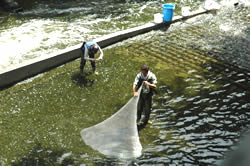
[0,0,164,72]
[0,0,250,166]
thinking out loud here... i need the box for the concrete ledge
[0,9,215,89]
[96,22,170,48]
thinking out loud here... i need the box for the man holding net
[133,64,157,131]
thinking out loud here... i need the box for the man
[80,41,104,75]
[133,64,157,131]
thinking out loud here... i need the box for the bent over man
[133,64,157,131]
[80,41,104,75]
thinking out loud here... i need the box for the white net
[80,88,142,159]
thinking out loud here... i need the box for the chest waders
[136,76,154,131]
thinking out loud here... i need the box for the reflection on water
[0,0,250,166]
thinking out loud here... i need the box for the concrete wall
[0,9,214,89]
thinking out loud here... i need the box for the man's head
[141,64,149,76]
[90,44,99,54]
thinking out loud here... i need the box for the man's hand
[96,58,102,61]
[134,91,139,96]
[144,81,150,86]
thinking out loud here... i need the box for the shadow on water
[12,143,74,166]
[71,72,95,88]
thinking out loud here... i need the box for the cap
[92,45,99,54]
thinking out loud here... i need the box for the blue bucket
[162,4,175,22]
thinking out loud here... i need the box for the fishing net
[80,87,142,159]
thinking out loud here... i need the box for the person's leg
[137,95,144,123]
[90,61,96,74]
[80,44,86,75]
[143,95,152,124]
[139,94,152,129]
[80,57,86,75]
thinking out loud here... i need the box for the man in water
[133,64,157,131]
[80,41,104,75]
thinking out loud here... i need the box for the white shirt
[83,42,104,61]
[133,71,157,86]
[134,71,157,93]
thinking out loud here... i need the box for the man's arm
[96,46,104,60]
[144,81,157,88]
[133,84,139,96]
[144,74,157,88]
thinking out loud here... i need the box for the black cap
[92,45,99,54]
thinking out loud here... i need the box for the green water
[1,26,249,165]
[0,38,175,165]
